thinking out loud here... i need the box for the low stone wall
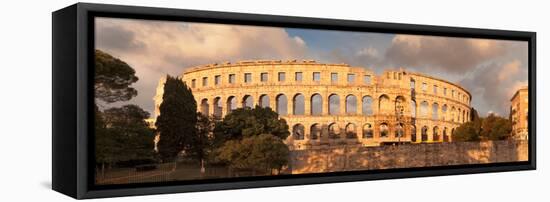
[289,140,528,174]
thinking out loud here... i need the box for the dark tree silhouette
[155,75,197,162]
[94,49,138,103]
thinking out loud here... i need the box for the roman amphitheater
[153,60,472,150]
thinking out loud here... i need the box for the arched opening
[345,123,357,139]
[395,96,405,117]
[433,126,440,141]
[200,98,209,115]
[259,94,270,108]
[443,127,449,142]
[276,94,288,115]
[242,95,253,108]
[395,123,404,138]
[420,101,429,117]
[328,123,340,139]
[227,96,237,114]
[442,104,448,121]
[311,94,323,115]
[380,123,389,137]
[432,103,439,120]
[213,97,222,118]
[457,108,461,123]
[292,124,305,140]
[411,125,417,142]
[451,107,456,122]
[363,123,373,138]
[310,124,320,140]
[362,96,373,115]
[329,94,340,115]
[421,126,428,142]
[293,93,305,115]
[346,95,357,114]
[378,94,391,114]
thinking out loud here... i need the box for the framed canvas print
[52,3,536,199]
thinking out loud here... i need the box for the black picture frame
[52,2,536,199]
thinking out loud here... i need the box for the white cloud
[385,34,510,73]
[95,17,308,114]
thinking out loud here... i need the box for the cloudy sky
[95,17,528,117]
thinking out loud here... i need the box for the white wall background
[0,0,546,201]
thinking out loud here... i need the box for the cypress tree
[155,75,197,162]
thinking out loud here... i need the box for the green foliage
[155,75,197,162]
[452,113,512,141]
[189,113,215,162]
[94,49,138,103]
[452,119,482,142]
[481,114,512,140]
[213,106,290,146]
[211,106,290,172]
[95,104,156,165]
[217,134,289,172]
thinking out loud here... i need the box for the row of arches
[291,123,454,142]
[200,93,469,124]
[413,100,469,123]
[200,93,402,117]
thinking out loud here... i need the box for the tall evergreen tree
[155,75,197,162]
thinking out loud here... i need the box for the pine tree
[155,75,197,163]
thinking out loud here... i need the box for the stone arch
[242,95,253,108]
[276,94,288,115]
[311,93,323,115]
[310,123,321,140]
[420,101,429,117]
[362,123,373,138]
[292,124,305,140]
[421,126,428,142]
[345,123,357,139]
[458,108,462,123]
[395,96,406,116]
[451,106,456,122]
[259,94,270,108]
[378,94,391,114]
[213,97,222,118]
[395,123,404,138]
[345,94,357,114]
[328,123,340,139]
[379,122,389,137]
[293,93,305,115]
[362,96,373,115]
[433,126,440,141]
[200,98,209,115]
[441,104,448,121]
[443,127,449,142]
[432,102,439,120]
[329,94,340,115]
[227,96,237,113]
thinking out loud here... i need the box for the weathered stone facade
[153,60,472,150]
[510,87,529,140]
[289,140,528,174]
